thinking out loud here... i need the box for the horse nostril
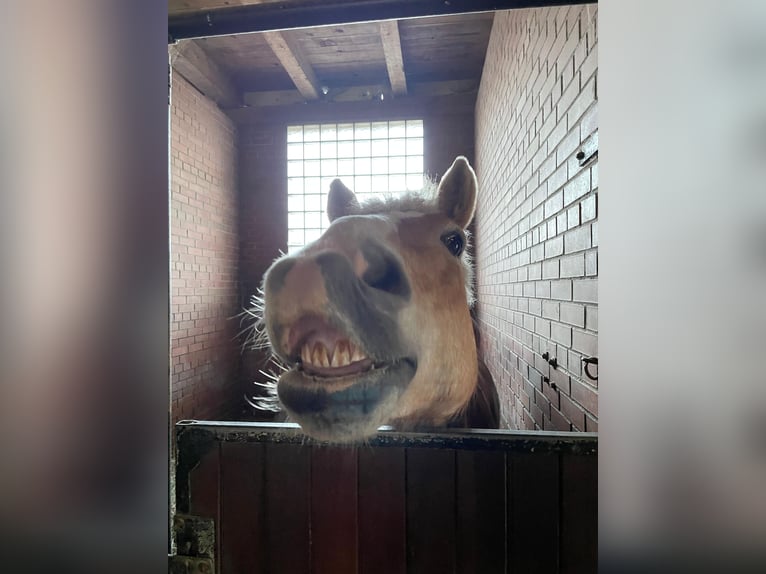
[360,242,410,299]
[264,257,296,296]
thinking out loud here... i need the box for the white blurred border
[601,0,766,568]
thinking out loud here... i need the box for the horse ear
[436,156,477,228]
[327,179,360,222]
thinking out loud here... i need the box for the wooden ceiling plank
[379,20,407,96]
[262,31,321,100]
[169,0,584,41]
[170,40,241,109]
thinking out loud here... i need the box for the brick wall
[474,6,598,432]
[170,70,241,422]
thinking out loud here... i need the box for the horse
[257,156,499,442]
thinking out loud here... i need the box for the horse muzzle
[262,239,417,440]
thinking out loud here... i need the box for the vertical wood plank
[358,447,407,574]
[265,443,311,574]
[456,450,507,574]
[311,446,359,574]
[220,442,266,574]
[508,452,560,574]
[406,448,457,574]
[560,454,597,574]
[189,444,221,573]
[189,443,221,518]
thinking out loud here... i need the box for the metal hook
[582,356,598,381]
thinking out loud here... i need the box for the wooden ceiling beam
[170,40,241,109]
[379,20,407,96]
[241,79,478,108]
[262,31,321,100]
[226,91,478,126]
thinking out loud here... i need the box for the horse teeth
[337,342,350,367]
[300,340,364,369]
[320,345,330,367]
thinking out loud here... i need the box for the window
[286,120,424,253]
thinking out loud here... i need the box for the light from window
[286,120,424,253]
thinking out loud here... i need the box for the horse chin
[277,358,417,442]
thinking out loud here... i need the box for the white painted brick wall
[475,5,598,431]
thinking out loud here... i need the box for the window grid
[286,120,424,253]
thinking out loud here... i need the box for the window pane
[406,120,423,137]
[372,157,388,175]
[389,174,406,192]
[372,175,389,193]
[304,125,320,141]
[287,195,304,211]
[321,124,337,141]
[287,161,303,177]
[407,155,423,173]
[337,123,354,140]
[354,157,371,175]
[304,195,321,211]
[337,159,354,175]
[304,160,321,177]
[288,229,305,245]
[389,121,406,138]
[337,141,354,158]
[354,175,371,194]
[354,122,371,139]
[354,139,371,157]
[371,139,388,157]
[320,141,336,158]
[406,137,423,155]
[304,177,321,194]
[304,142,320,159]
[389,138,406,152]
[407,174,424,191]
[321,159,337,176]
[305,212,322,228]
[371,122,388,138]
[287,143,303,160]
[288,212,304,229]
[287,178,304,195]
[389,156,406,173]
[287,125,303,142]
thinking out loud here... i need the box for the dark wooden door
[175,422,597,574]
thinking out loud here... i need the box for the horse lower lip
[278,358,417,420]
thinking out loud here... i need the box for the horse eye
[441,231,464,257]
